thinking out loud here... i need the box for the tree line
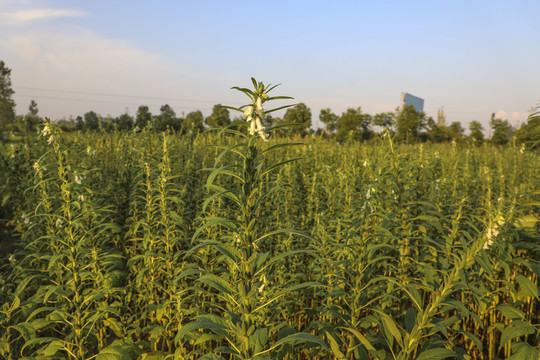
[1,60,538,146]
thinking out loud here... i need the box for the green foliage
[205,104,231,129]
[135,105,153,129]
[154,104,181,132]
[279,103,312,136]
[336,107,372,141]
[0,60,16,133]
[490,113,513,145]
[183,110,205,134]
[469,120,485,143]
[319,108,339,133]
[397,104,427,142]
[0,85,538,359]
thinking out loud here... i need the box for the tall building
[401,93,424,112]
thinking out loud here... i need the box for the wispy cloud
[0,8,85,23]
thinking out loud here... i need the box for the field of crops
[0,122,539,360]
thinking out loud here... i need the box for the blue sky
[1,0,538,131]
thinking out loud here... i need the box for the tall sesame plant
[177,78,327,359]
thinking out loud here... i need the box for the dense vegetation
[1,70,539,358]
[0,120,538,359]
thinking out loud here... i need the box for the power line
[15,85,222,104]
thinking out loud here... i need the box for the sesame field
[0,125,539,360]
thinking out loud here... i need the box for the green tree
[280,102,312,136]
[490,113,512,145]
[426,117,450,143]
[182,110,205,134]
[336,107,372,141]
[205,104,231,128]
[0,60,16,133]
[116,112,134,131]
[319,108,339,133]
[396,104,426,142]
[373,112,396,132]
[19,99,42,133]
[468,120,484,143]
[135,105,152,129]
[448,121,465,140]
[75,115,84,131]
[155,104,180,131]
[515,104,540,148]
[84,111,100,130]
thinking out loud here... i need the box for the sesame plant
[0,87,538,360]
[177,78,327,359]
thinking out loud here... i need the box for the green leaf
[198,274,235,297]
[324,331,346,359]
[416,347,457,360]
[457,330,483,353]
[515,275,539,298]
[496,305,525,320]
[381,315,402,347]
[96,343,143,360]
[507,342,539,360]
[500,321,536,347]
[9,322,36,341]
[199,354,226,360]
[403,284,422,311]
[274,332,327,349]
[41,340,64,356]
[404,307,417,333]
[341,327,377,353]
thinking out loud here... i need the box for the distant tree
[155,104,180,131]
[515,104,539,148]
[373,112,395,131]
[75,116,84,131]
[436,107,447,126]
[280,103,312,136]
[19,99,42,133]
[336,107,372,141]
[182,110,205,134]
[0,60,16,133]
[116,112,134,131]
[490,113,512,145]
[448,121,465,140]
[396,104,426,142]
[84,111,100,130]
[135,105,152,129]
[205,104,231,128]
[319,108,339,133]
[469,120,484,143]
[426,117,450,143]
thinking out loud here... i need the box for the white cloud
[495,109,529,126]
[0,8,85,23]
[1,28,224,119]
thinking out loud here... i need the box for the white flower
[254,117,269,141]
[249,118,256,135]
[74,175,82,184]
[244,105,254,119]
[41,124,51,136]
[363,160,368,167]
[520,144,526,154]
[47,135,54,145]
[78,195,86,202]
[366,188,371,200]
[258,283,265,293]
[256,97,264,116]
[8,254,15,262]
[55,218,63,228]
[21,213,30,224]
